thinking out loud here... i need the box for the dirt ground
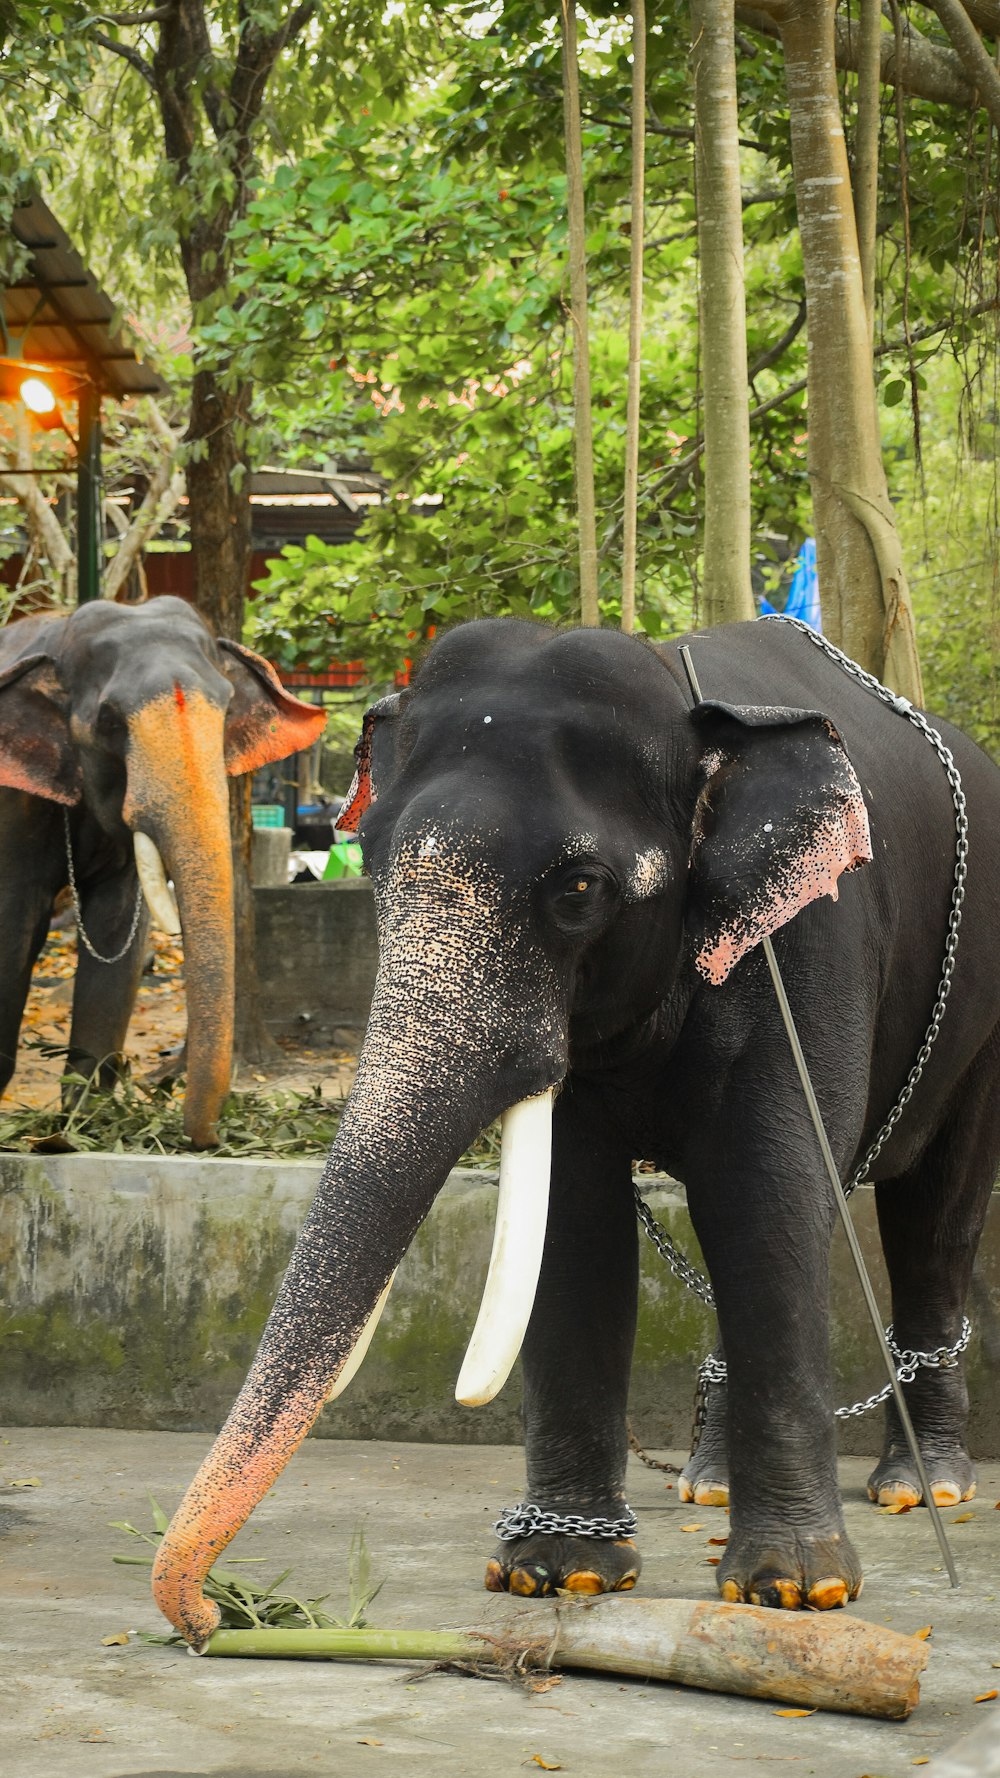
[1,923,358,1115]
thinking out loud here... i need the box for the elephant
[151,614,1000,1644]
[0,596,325,1147]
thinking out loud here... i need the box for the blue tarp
[760,537,821,631]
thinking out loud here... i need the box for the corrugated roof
[2,188,167,400]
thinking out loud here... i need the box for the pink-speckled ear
[0,652,82,806]
[688,701,872,986]
[334,693,403,834]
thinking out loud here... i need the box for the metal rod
[677,642,959,1589]
[76,380,102,604]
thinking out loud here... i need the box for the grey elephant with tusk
[0,596,326,1148]
[153,616,1000,1645]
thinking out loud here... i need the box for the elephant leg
[66,867,149,1094]
[678,1344,730,1507]
[685,1121,862,1611]
[485,1077,641,1598]
[0,885,55,1098]
[867,1043,1000,1509]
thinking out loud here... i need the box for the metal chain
[764,614,970,1196]
[834,1317,972,1420]
[688,1322,971,1432]
[494,1503,638,1542]
[63,808,145,966]
[633,1187,715,1306]
[633,617,971,1421]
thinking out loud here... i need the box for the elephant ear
[688,700,872,986]
[217,639,328,774]
[334,693,403,833]
[0,652,82,805]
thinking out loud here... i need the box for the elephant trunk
[124,687,234,1148]
[152,830,566,1646]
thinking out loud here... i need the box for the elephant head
[151,619,870,1644]
[0,596,325,1146]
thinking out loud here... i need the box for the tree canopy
[1,2,998,736]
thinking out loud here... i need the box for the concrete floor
[1,1429,998,1778]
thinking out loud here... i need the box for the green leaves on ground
[0,1067,502,1167]
[112,1499,383,1645]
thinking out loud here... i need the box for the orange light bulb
[19,376,57,415]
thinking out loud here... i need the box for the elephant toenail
[563,1571,605,1594]
[484,1560,506,1593]
[750,1580,802,1611]
[849,1576,864,1600]
[678,1478,695,1503]
[930,1483,961,1508]
[876,1482,921,1508]
[721,1579,744,1603]
[693,1482,730,1508]
[614,1573,638,1591]
[510,1565,551,1597]
[807,1578,848,1610]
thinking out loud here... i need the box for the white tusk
[455,1087,554,1407]
[133,833,182,936]
[325,1271,396,1401]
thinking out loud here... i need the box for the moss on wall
[1,1155,998,1455]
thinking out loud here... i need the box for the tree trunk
[560,0,600,627]
[780,0,923,699]
[621,0,646,636]
[852,0,882,345]
[691,0,755,627]
[185,365,279,1064]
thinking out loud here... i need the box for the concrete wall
[254,880,378,1036]
[2,1150,998,1454]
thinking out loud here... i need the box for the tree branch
[928,0,1000,130]
[90,28,156,86]
[101,7,171,21]
[962,0,1000,37]
[599,295,1000,556]
[104,451,185,600]
[748,298,807,382]
[737,2,980,108]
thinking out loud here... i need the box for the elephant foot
[717,1525,863,1611]
[867,1445,977,1509]
[485,1534,641,1598]
[679,1375,730,1507]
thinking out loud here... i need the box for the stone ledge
[1,1151,998,1453]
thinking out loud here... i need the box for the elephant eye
[548,864,617,935]
[96,701,125,738]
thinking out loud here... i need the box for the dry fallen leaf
[680,1523,706,1533]
[974,1690,998,1703]
[101,1632,129,1647]
[879,1503,911,1515]
[707,1536,729,1546]
[914,1626,933,1641]
[912,1761,930,1768]
[7,1477,41,1489]
[530,1760,562,1772]
[706,1557,722,1566]
[772,1708,816,1718]
[952,1512,974,1523]
[357,1737,384,1747]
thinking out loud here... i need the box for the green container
[251,804,285,829]
[323,841,364,879]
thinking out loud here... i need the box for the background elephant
[152,616,1000,1644]
[0,596,325,1147]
